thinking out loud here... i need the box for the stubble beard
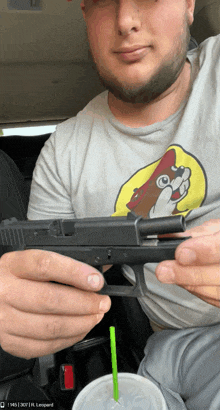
[88,23,191,105]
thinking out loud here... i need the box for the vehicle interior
[0,0,220,408]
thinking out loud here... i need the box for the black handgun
[0,213,190,297]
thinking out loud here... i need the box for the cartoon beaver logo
[127,150,191,218]
[113,146,206,219]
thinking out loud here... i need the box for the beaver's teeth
[180,184,185,196]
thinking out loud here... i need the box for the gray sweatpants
[137,323,220,410]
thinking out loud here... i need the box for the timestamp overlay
[1,402,55,409]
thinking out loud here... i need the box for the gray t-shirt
[27,34,220,329]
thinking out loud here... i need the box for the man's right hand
[0,250,111,359]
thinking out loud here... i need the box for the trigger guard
[97,265,148,297]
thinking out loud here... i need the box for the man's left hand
[156,219,220,308]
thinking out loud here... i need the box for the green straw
[109,326,119,402]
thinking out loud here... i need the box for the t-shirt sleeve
[27,131,75,220]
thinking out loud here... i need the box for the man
[0,0,219,403]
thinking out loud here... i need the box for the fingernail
[99,297,110,312]
[157,266,175,283]
[178,248,196,265]
[88,274,101,288]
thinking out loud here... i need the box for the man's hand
[0,250,111,359]
[156,219,220,308]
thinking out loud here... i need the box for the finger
[102,264,113,272]
[182,285,220,307]
[3,278,111,315]
[1,250,104,290]
[0,330,97,360]
[1,306,105,341]
[156,260,220,286]
[175,231,220,266]
[158,232,187,238]
[194,295,220,308]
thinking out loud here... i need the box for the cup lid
[72,373,168,410]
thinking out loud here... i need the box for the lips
[115,46,150,62]
[116,46,146,53]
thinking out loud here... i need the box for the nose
[175,166,185,178]
[116,0,142,36]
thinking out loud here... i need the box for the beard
[88,23,191,105]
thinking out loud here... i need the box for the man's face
[81,0,195,104]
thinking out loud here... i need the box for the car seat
[0,149,51,402]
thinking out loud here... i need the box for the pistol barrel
[139,215,186,237]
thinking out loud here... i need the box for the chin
[98,73,174,104]
[97,53,187,104]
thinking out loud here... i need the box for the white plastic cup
[72,373,168,410]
